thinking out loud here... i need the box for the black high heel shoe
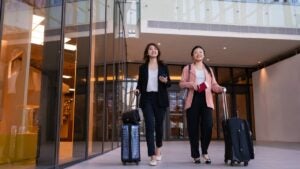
[193,158,201,164]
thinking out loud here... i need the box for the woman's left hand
[221,87,226,93]
[159,76,168,83]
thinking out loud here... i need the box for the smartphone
[159,73,167,78]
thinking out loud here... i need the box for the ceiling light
[64,44,77,51]
[63,75,72,79]
[64,37,71,43]
[157,42,161,46]
[223,46,227,50]
[258,61,261,64]
[206,58,210,62]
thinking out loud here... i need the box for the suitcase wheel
[230,161,234,166]
[224,159,228,164]
[122,162,126,165]
[244,161,248,166]
[135,162,139,165]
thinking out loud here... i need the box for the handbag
[122,92,141,124]
[122,109,140,124]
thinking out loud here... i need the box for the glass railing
[218,0,300,6]
[141,0,300,32]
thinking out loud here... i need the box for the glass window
[168,65,182,81]
[89,0,107,156]
[104,65,114,152]
[127,63,140,80]
[217,67,232,84]
[235,94,248,120]
[0,1,63,168]
[59,0,91,164]
[233,68,247,84]
[168,91,184,139]
[248,68,256,85]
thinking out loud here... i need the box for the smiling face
[143,43,161,63]
[147,45,159,58]
[192,47,205,62]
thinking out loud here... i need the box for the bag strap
[187,64,191,82]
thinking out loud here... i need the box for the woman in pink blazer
[179,46,225,164]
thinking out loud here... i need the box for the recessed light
[223,46,227,50]
[206,58,210,62]
[157,42,161,46]
[258,61,261,64]
[63,75,72,79]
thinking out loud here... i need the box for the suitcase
[121,91,141,165]
[221,92,254,166]
[121,124,140,165]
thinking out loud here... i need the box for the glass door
[0,1,64,168]
[59,0,90,164]
[168,91,185,140]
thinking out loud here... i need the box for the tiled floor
[66,141,300,169]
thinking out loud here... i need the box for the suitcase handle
[222,91,229,120]
[127,91,144,122]
[128,91,140,110]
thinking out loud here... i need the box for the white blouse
[195,68,205,85]
[147,68,158,92]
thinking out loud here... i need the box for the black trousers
[142,92,166,156]
[186,91,213,158]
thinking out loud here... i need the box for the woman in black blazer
[136,43,171,166]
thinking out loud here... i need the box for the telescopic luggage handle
[128,90,139,110]
[222,91,229,120]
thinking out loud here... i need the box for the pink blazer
[179,64,223,110]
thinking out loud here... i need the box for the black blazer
[137,63,171,108]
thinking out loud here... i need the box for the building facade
[0,0,299,169]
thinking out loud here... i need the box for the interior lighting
[31,25,45,45]
[31,15,76,51]
[63,75,72,79]
[64,44,77,51]
[64,37,71,43]
[32,15,45,29]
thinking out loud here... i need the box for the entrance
[166,85,253,140]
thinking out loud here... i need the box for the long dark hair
[143,43,162,64]
[191,45,212,76]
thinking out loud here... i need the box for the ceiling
[126,33,300,67]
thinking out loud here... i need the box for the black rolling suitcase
[121,92,141,165]
[221,92,254,166]
[121,124,140,165]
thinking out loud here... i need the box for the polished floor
[67,141,300,169]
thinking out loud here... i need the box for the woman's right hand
[192,83,198,91]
